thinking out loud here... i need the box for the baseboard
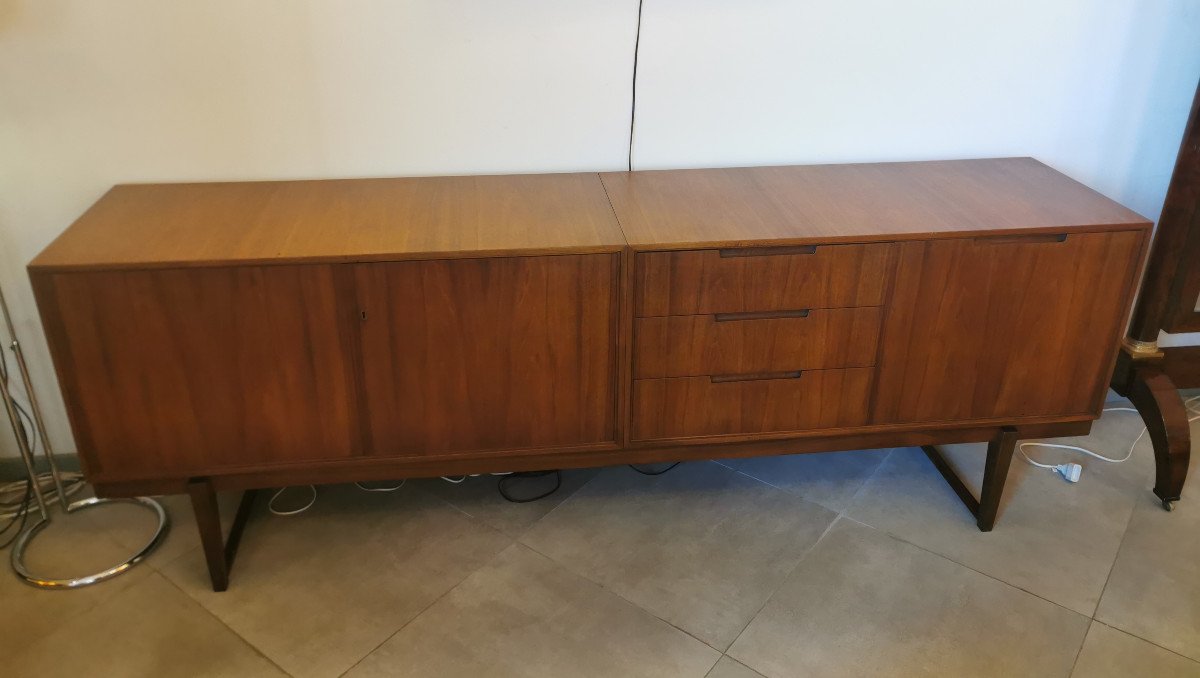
[0,453,82,483]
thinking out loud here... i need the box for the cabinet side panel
[357,254,617,455]
[34,265,362,477]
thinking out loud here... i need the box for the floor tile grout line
[157,570,296,678]
[518,459,846,656]
[728,468,845,514]
[335,541,515,678]
[1089,619,1200,665]
[515,534,726,655]
[713,654,770,678]
[718,447,898,515]
[158,485,517,678]
[838,514,1095,621]
[839,513,1100,675]
[519,453,889,659]
[723,506,848,663]
[722,449,898,670]
[841,446,899,511]
[127,441,1166,676]
[839,433,1151,621]
[592,577,721,655]
[1088,488,1142,620]
[1067,620,1093,677]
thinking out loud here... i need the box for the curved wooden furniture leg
[1127,365,1191,511]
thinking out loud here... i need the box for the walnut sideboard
[29,158,1151,590]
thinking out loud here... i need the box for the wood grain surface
[31,265,362,476]
[872,230,1144,423]
[26,158,1151,492]
[632,368,874,441]
[30,172,626,271]
[602,158,1149,248]
[353,254,618,455]
[635,244,894,316]
[633,307,880,378]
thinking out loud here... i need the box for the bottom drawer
[632,368,873,441]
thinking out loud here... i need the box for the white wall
[0,0,639,458]
[1,0,1199,458]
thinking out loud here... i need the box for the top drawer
[635,243,895,316]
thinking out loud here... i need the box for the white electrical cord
[440,472,512,484]
[1019,395,1200,482]
[268,479,409,516]
[268,485,317,516]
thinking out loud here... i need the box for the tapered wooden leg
[1128,366,1191,511]
[976,427,1018,531]
[187,478,259,592]
[922,426,1018,532]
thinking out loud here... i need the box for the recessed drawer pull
[710,370,802,383]
[977,233,1068,245]
[718,245,817,258]
[714,309,810,322]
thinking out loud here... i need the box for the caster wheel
[1161,498,1177,512]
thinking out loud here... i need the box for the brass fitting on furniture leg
[1121,337,1165,360]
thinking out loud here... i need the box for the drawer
[632,368,873,441]
[635,243,894,316]
[634,307,881,378]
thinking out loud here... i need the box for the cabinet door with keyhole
[353,254,618,456]
[872,230,1145,424]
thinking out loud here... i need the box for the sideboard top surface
[602,157,1150,249]
[31,157,1150,272]
[30,172,627,271]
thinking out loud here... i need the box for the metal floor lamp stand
[0,283,168,588]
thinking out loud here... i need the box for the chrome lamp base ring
[11,496,170,589]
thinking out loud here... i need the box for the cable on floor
[0,370,87,544]
[440,472,512,484]
[0,478,31,549]
[497,470,562,503]
[268,479,408,516]
[0,396,88,520]
[0,471,86,520]
[267,485,317,516]
[1018,395,1200,482]
[355,480,406,492]
[628,462,681,476]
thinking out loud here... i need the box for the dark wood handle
[977,233,1068,245]
[710,370,803,383]
[714,309,810,322]
[719,245,817,258]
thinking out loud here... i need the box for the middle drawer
[633,306,881,379]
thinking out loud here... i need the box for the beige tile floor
[3,405,1199,677]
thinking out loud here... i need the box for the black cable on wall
[628,0,645,172]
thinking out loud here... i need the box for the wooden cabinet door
[872,231,1144,423]
[353,254,618,455]
[34,265,363,477]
